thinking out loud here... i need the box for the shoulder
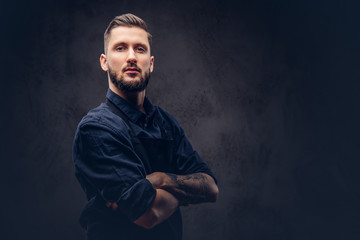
[76,103,129,137]
[72,103,140,161]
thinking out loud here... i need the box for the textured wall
[1,0,360,239]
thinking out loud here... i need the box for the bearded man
[73,13,218,240]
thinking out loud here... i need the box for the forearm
[106,188,179,229]
[133,189,179,229]
[147,172,219,205]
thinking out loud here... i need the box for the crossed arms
[107,172,219,229]
[74,120,219,230]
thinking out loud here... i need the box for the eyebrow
[112,42,127,47]
[112,41,148,49]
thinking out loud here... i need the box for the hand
[106,201,118,211]
[146,172,167,189]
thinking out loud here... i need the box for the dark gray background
[1,0,360,239]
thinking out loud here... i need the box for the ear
[100,54,108,72]
[150,56,154,73]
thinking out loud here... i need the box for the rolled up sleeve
[73,122,156,221]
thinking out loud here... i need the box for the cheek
[141,60,152,69]
[108,55,126,69]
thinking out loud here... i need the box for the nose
[126,48,137,64]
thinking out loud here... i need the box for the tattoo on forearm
[164,173,212,205]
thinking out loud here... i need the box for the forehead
[107,26,149,46]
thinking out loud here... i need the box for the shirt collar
[106,88,156,123]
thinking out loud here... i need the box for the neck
[109,84,146,114]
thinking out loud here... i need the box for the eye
[116,46,126,51]
[136,47,146,53]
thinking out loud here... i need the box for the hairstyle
[104,13,152,53]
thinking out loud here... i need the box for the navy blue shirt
[73,89,215,238]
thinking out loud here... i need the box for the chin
[123,78,141,84]
[123,74,141,81]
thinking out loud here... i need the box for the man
[73,13,218,240]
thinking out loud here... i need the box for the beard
[108,65,150,93]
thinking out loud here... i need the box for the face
[100,26,154,92]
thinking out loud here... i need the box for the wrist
[163,173,179,189]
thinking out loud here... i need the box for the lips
[124,67,140,74]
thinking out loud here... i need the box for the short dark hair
[104,13,152,53]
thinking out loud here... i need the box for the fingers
[106,202,118,211]
[112,202,118,211]
[146,172,165,189]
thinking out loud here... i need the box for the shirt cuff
[115,178,156,221]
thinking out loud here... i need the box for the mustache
[122,64,141,73]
